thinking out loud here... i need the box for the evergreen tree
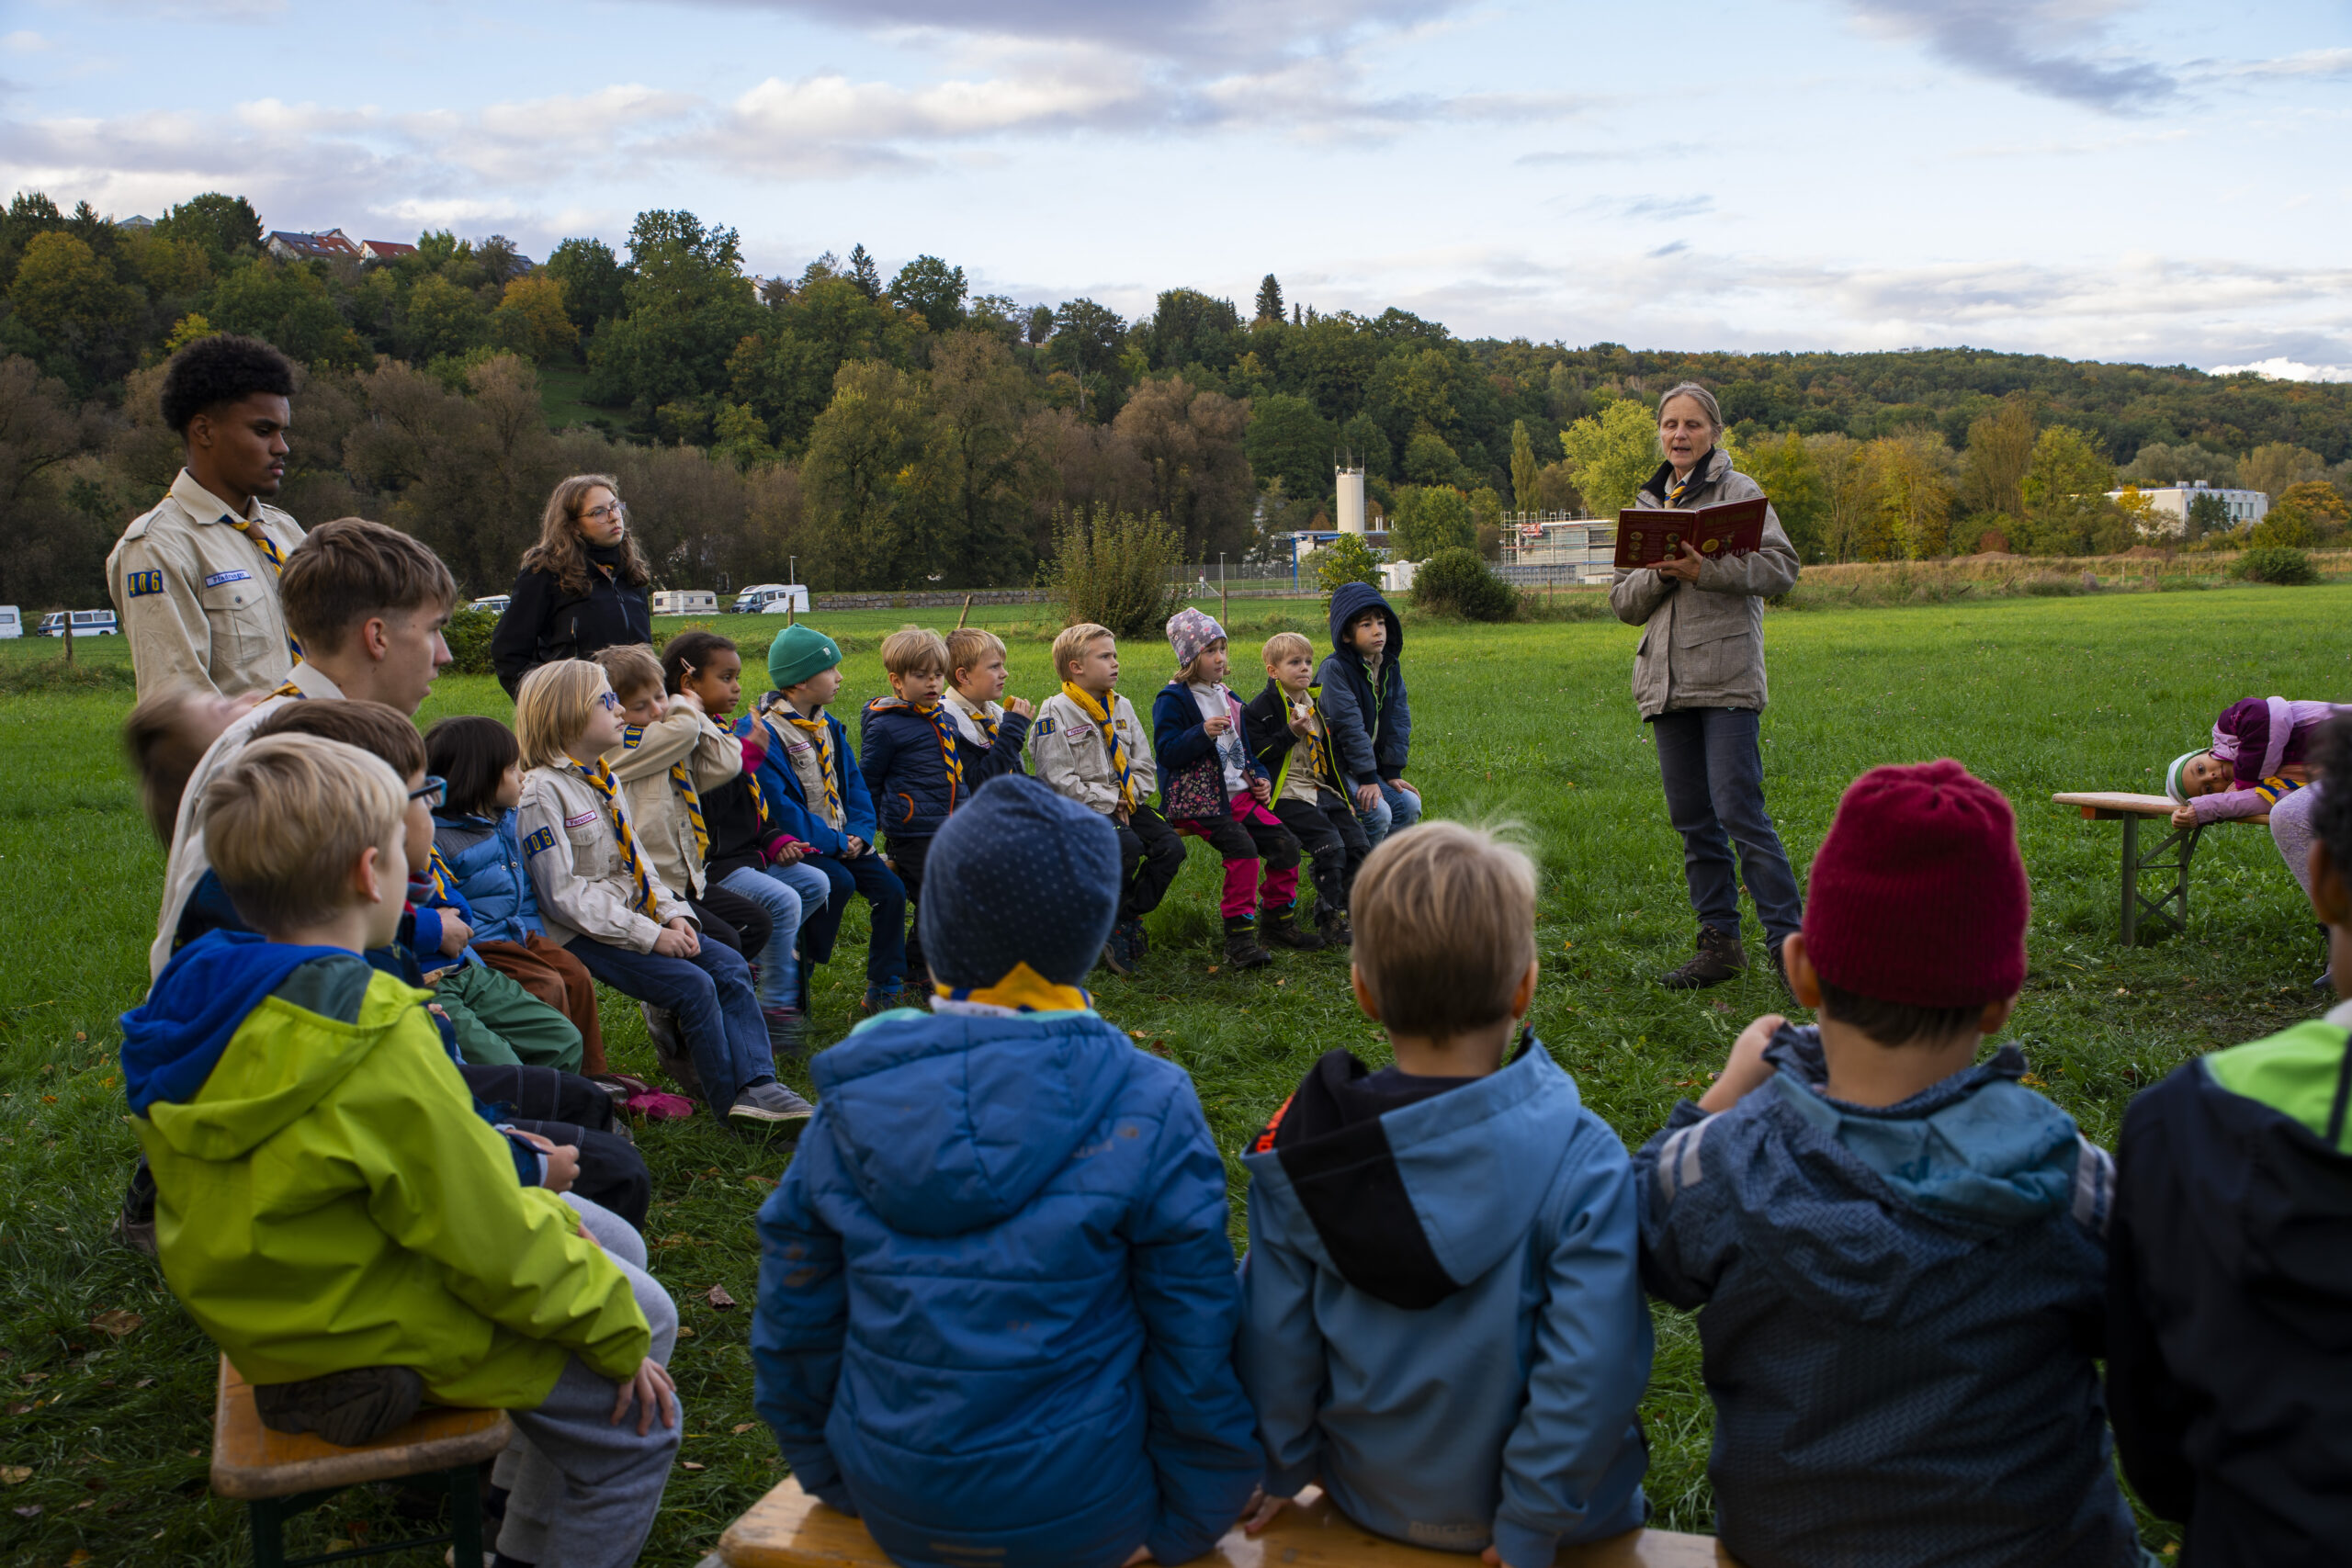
[1254,273,1284,324]
[847,243,882,299]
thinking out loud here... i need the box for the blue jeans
[1651,706,1803,945]
[799,852,909,997]
[1354,780,1423,847]
[561,934,774,1116]
[719,862,832,1009]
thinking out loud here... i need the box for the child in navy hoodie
[1237,821,1649,1564]
[1317,583,1417,845]
[1634,761,2143,1568]
[752,774,1259,1568]
[859,626,963,991]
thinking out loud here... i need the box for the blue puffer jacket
[1315,582,1409,786]
[752,1006,1261,1568]
[1238,1040,1650,1567]
[432,809,541,947]
[747,707,879,860]
[1634,1025,2143,1568]
[858,699,961,843]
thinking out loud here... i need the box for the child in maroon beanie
[1633,760,2147,1568]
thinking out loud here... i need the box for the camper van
[651,589,719,616]
[730,583,809,615]
[37,609,119,637]
[0,606,20,639]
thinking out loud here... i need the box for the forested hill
[5,188,2349,607]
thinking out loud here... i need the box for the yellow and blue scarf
[1060,682,1136,810]
[868,697,962,810]
[573,758,659,917]
[766,711,844,829]
[623,723,709,862]
[932,962,1091,1016]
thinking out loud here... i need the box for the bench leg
[2120,819,2202,944]
[2120,816,2140,944]
[448,1460,484,1566]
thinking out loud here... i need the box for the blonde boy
[1238,822,1650,1564]
[859,627,967,987]
[119,734,681,1568]
[1035,622,1182,972]
[1243,630,1370,946]
[943,627,1035,784]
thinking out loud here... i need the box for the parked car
[651,589,719,615]
[37,609,119,637]
[469,594,512,615]
[729,583,808,615]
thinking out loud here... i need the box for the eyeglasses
[582,501,628,525]
[409,775,447,807]
[597,692,620,711]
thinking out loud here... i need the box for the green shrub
[2233,546,2319,585]
[442,605,502,675]
[1046,504,1186,639]
[1412,547,1517,622]
[1314,534,1383,604]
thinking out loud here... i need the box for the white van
[37,609,119,637]
[651,589,719,615]
[730,583,808,615]
[469,594,512,615]
[0,606,19,639]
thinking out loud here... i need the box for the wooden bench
[696,1477,1738,1568]
[211,1355,512,1568]
[2053,792,2267,944]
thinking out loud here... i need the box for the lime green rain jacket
[125,941,647,1407]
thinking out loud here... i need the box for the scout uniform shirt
[108,469,305,701]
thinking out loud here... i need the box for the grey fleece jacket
[1608,448,1800,719]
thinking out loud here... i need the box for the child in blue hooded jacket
[752,773,1259,1568]
[1237,820,1650,1565]
[1634,761,2145,1568]
[1317,582,1418,845]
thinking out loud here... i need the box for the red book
[1612,497,1769,570]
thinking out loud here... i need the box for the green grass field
[5,584,2343,1565]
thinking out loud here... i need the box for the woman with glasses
[492,473,655,697]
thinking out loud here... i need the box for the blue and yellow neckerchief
[572,758,659,917]
[224,513,302,663]
[766,710,844,828]
[1060,682,1136,810]
[868,697,962,809]
[931,962,1091,1016]
[623,722,709,861]
[2252,775,2303,807]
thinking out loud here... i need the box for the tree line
[5,186,2352,609]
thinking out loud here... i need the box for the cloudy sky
[4,0,2347,375]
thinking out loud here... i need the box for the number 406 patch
[127,569,165,598]
[523,826,557,858]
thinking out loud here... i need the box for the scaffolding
[1498,512,1617,589]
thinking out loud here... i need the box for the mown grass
[6,585,2347,1564]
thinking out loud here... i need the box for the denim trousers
[798,852,909,996]
[1651,706,1804,944]
[560,934,775,1116]
[719,862,833,1009]
[1355,779,1423,846]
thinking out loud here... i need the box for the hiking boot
[640,1003,701,1096]
[860,985,904,1016]
[1223,915,1273,970]
[761,1005,808,1057]
[728,1079,816,1140]
[1261,904,1323,951]
[1316,907,1352,949]
[116,1159,157,1258]
[1099,923,1135,977]
[1768,937,1797,1003]
[1659,926,1746,989]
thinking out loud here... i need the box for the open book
[1613,497,1769,570]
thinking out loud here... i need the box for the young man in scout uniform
[107,333,306,700]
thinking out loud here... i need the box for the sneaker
[761,1005,808,1056]
[860,986,902,1016]
[1222,915,1272,970]
[1767,937,1797,1003]
[1099,927,1134,976]
[116,1159,158,1258]
[728,1079,816,1139]
[1660,926,1746,990]
[1261,904,1324,951]
[1316,908,1352,949]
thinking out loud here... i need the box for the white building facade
[2109,482,2268,536]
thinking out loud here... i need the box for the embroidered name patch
[563,809,597,829]
[127,569,164,598]
[202,569,253,589]
[523,826,557,858]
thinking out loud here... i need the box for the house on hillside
[359,238,419,263]
[114,214,155,231]
[2109,481,2268,536]
[265,228,362,263]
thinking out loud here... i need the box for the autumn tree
[2239,442,2326,499]
[2119,440,2235,488]
[1510,419,1539,514]
[2256,479,2351,547]
[1111,376,1255,558]
[798,358,931,589]
[889,254,967,335]
[491,275,580,363]
[1959,396,2035,519]
[1388,485,1474,561]
[1244,392,1336,503]
[1804,434,1877,561]
[588,209,763,414]
[2019,425,2118,555]
[1871,433,1957,558]
[1558,398,1658,518]
[1048,298,1125,419]
[1738,430,1826,561]
[545,237,630,333]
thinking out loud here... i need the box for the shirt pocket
[199,572,269,669]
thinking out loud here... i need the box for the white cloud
[1841,0,2177,111]
[2210,357,2352,383]
[2,31,51,53]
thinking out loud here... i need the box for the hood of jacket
[1244,1040,1576,1308]
[1327,581,1403,665]
[120,934,410,1158]
[1764,1025,2078,1233]
[119,931,358,1116]
[808,1006,1135,1237]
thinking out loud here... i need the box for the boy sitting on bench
[120,734,680,1568]
[751,774,1259,1568]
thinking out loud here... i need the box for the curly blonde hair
[521,473,651,598]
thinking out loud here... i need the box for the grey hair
[1656,381,1724,434]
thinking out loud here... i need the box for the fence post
[62,614,74,665]
[956,594,973,629]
